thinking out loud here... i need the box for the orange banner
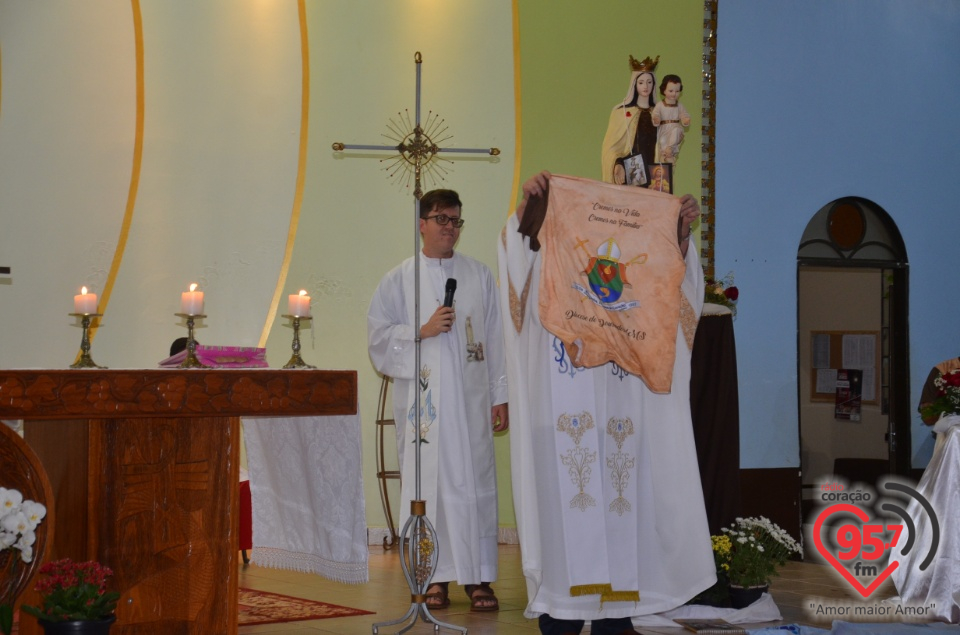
[538,175,684,393]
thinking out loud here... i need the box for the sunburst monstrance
[332,52,498,199]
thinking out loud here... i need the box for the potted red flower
[21,559,119,634]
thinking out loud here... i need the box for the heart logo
[813,503,899,598]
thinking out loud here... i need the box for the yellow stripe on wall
[89,0,145,343]
[259,0,310,348]
[509,0,522,215]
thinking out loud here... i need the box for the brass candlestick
[69,313,106,369]
[174,313,208,368]
[282,315,316,369]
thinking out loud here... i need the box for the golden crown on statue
[629,54,660,72]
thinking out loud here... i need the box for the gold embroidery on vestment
[563,447,597,511]
[606,451,635,516]
[606,417,633,449]
[601,590,641,604]
[558,412,597,511]
[679,295,698,350]
[508,265,533,334]
[558,411,594,446]
[570,583,612,597]
[569,584,641,605]
[606,417,635,516]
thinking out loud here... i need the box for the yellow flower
[711,534,732,556]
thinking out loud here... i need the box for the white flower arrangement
[714,516,802,587]
[0,486,47,564]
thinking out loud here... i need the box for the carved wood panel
[8,369,357,635]
[0,369,357,420]
[102,417,237,633]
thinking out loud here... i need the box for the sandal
[425,582,450,610]
[465,582,499,612]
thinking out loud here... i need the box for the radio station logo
[810,478,938,599]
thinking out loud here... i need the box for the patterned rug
[238,587,374,626]
[9,588,371,631]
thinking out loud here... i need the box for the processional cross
[333,52,498,635]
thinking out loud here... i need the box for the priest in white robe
[368,189,509,612]
[499,172,715,635]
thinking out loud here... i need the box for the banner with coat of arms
[538,174,685,393]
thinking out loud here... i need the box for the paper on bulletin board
[816,369,837,393]
[813,333,831,369]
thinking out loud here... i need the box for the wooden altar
[0,369,357,635]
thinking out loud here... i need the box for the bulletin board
[809,331,879,404]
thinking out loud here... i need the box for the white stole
[549,349,641,603]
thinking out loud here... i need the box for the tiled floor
[237,544,914,634]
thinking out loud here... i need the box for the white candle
[73,286,98,314]
[181,283,204,315]
[288,289,311,317]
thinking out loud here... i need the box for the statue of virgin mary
[601,55,659,184]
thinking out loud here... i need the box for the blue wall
[718,0,960,469]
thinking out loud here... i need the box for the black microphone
[443,278,457,307]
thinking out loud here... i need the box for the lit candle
[288,289,311,317]
[181,283,204,315]
[73,286,98,314]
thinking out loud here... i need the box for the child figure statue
[652,74,691,164]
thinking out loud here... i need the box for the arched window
[798,197,907,265]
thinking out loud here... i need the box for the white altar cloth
[242,414,369,584]
[889,414,960,622]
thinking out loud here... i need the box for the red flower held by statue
[704,272,739,317]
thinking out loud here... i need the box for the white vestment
[499,212,715,622]
[368,251,508,584]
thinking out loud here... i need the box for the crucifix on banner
[332,51,499,635]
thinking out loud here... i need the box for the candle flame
[81,286,88,295]
[189,283,198,292]
[299,289,308,296]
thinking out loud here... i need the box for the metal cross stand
[333,52,498,635]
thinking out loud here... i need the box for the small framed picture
[646,163,673,194]
[622,153,647,186]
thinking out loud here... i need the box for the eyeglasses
[423,214,465,228]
